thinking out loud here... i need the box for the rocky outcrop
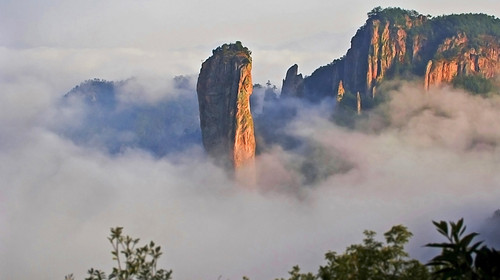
[365,19,414,96]
[425,34,500,89]
[296,8,500,110]
[196,42,255,170]
[302,10,427,104]
[337,80,345,102]
[356,92,361,114]
[281,64,304,98]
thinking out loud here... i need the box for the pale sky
[1,1,500,280]
[2,0,500,85]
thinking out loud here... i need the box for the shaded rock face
[196,42,255,170]
[281,64,304,98]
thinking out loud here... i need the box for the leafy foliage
[68,227,172,280]
[274,225,430,280]
[274,266,316,280]
[212,41,252,58]
[452,74,496,95]
[428,14,500,41]
[367,6,422,27]
[317,225,429,280]
[410,12,500,73]
[274,220,500,280]
[426,218,500,280]
[67,220,500,280]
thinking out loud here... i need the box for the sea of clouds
[1,45,500,280]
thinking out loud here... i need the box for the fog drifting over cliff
[2,0,500,279]
[2,63,500,280]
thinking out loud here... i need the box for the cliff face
[301,11,426,102]
[196,42,256,169]
[425,34,500,89]
[365,18,419,96]
[292,8,500,109]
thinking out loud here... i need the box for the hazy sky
[2,0,500,85]
[1,1,500,280]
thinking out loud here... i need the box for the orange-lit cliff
[196,42,256,170]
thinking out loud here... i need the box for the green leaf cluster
[426,218,500,279]
[410,13,500,72]
[367,6,422,27]
[66,220,500,280]
[452,74,496,96]
[427,14,500,42]
[69,227,172,280]
[269,219,500,280]
[212,41,252,58]
[275,225,430,280]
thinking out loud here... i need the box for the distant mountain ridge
[62,77,201,156]
[283,7,500,110]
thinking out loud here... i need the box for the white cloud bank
[1,64,500,280]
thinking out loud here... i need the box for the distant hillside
[61,77,201,156]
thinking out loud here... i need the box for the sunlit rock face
[196,42,256,171]
[425,33,500,90]
[301,10,427,102]
[293,8,500,110]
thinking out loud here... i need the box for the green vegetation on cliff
[425,13,500,40]
[302,7,500,112]
[367,6,422,27]
[453,74,497,95]
[212,41,252,60]
[368,6,500,39]
[370,7,500,75]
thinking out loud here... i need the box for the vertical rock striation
[425,34,500,90]
[301,9,427,105]
[196,42,256,170]
[291,8,500,112]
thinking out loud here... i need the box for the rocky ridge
[283,8,500,110]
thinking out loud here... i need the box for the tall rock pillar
[281,64,304,98]
[196,42,256,172]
